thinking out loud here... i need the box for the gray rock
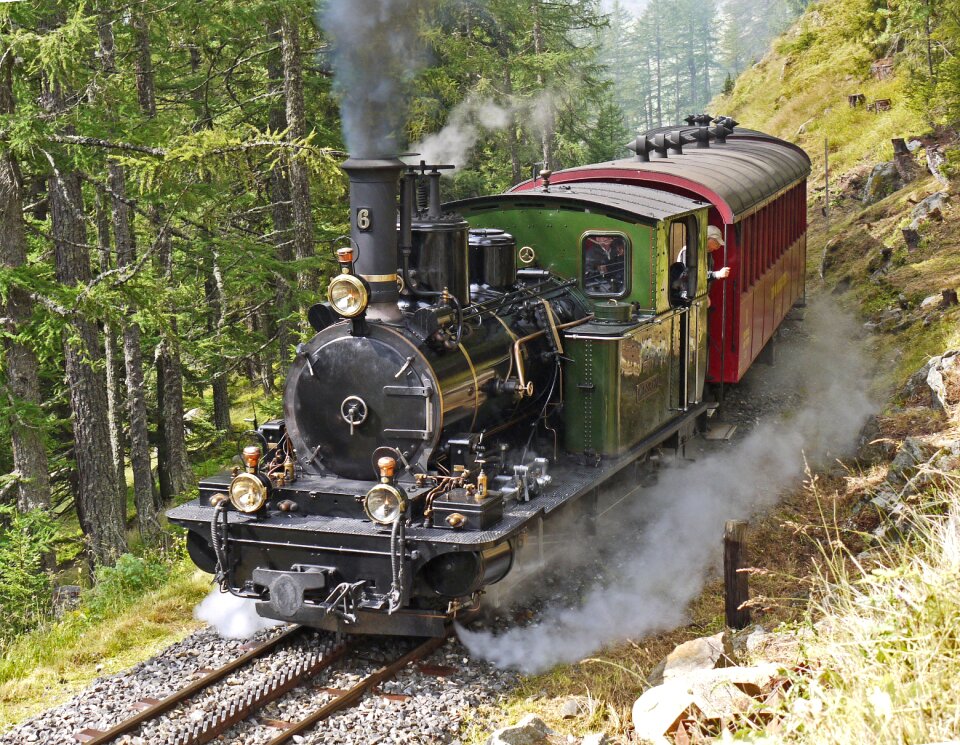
[647,632,733,687]
[559,696,583,719]
[921,293,943,310]
[862,161,903,205]
[888,437,936,486]
[926,145,950,186]
[927,351,960,410]
[909,191,948,229]
[486,714,556,745]
[580,735,609,745]
[902,360,931,398]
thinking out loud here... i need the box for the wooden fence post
[724,520,750,629]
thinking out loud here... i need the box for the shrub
[0,505,57,639]
[86,552,171,618]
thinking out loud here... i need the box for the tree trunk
[267,21,294,367]
[654,15,663,127]
[46,78,127,565]
[94,190,127,506]
[281,14,314,294]
[132,9,156,117]
[95,0,116,74]
[503,66,523,185]
[531,3,556,171]
[154,219,193,500]
[0,52,50,512]
[108,162,159,542]
[205,249,231,433]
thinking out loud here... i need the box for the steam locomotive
[167,116,811,636]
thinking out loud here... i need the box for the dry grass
[728,471,960,743]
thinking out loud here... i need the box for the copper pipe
[511,314,594,395]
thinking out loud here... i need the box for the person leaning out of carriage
[672,225,730,306]
[704,225,731,284]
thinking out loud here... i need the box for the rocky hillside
[471,0,960,742]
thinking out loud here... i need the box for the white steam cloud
[409,90,563,169]
[459,299,875,672]
[195,588,285,639]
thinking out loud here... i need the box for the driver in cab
[584,234,626,294]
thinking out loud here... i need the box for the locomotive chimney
[341,156,405,323]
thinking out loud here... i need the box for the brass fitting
[378,456,397,483]
[242,445,262,474]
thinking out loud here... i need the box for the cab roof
[449,181,706,223]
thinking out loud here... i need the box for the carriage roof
[508,128,812,223]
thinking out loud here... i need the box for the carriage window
[582,232,630,297]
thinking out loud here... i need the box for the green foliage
[722,73,735,95]
[0,505,56,639]
[85,553,172,619]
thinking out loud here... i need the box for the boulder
[857,415,897,462]
[633,665,781,743]
[862,161,903,204]
[920,294,943,310]
[926,145,950,186]
[899,357,938,405]
[559,696,587,719]
[909,191,948,229]
[647,632,733,687]
[888,436,937,486]
[486,714,557,745]
[580,735,609,745]
[927,351,960,411]
[632,685,703,744]
[52,585,82,617]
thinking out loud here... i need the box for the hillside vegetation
[714,0,949,180]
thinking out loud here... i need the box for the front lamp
[363,483,407,525]
[327,274,369,318]
[229,472,270,513]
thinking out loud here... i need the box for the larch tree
[0,43,51,513]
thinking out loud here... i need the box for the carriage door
[667,216,701,411]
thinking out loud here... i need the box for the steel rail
[74,624,304,744]
[265,631,451,745]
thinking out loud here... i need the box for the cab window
[582,232,630,298]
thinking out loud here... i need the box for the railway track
[73,626,449,745]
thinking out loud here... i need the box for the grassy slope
[0,564,210,728]
[713,0,928,182]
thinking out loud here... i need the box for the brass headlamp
[328,247,369,319]
[363,456,406,525]
[228,472,271,513]
[327,274,369,318]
